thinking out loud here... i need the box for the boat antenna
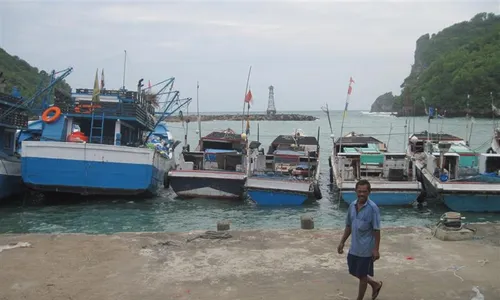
[320,103,333,134]
[197,81,202,141]
[241,65,252,133]
[337,76,355,156]
[122,50,127,90]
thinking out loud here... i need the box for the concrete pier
[0,224,499,299]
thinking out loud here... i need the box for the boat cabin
[334,135,413,181]
[0,90,29,156]
[478,153,500,175]
[253,134,319,178]
[420,141,479,180]
[408,132,464,155]
[43,84,156,146]
[180,130,259,172]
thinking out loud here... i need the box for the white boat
[408,131,500,212]
[331,132,420,206]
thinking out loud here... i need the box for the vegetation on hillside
[0,47,71,105]
[374,12,500,117]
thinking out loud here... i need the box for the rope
[186,231,232,242]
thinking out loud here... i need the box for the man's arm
[340,226,352,244]
[372,206,381,259]
[338,207,352,254]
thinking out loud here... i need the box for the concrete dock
[0,224,499,300]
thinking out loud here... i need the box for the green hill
[371,12,500,117]
[0,47,71,104]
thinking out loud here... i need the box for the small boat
[331,132,420,206]
[245,129,322,206]
[168,128,260,200]
[21,74,187,197]
[0,87,30,201]
[409,131,500,212]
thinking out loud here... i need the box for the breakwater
[165,113,318,123]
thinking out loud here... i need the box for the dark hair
[355,179,371,192]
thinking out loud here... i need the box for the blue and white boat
[21,75,189,197]
[0,87,30,200]
[246,129,322,206]
[332,132,420,206]
[410,131,500,212]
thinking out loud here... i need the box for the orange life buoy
[42,106,62,123]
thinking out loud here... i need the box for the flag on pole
[100,69,105,90]
[92,69,100,103]
[347,77,355,95]
[244,89,253,105]
[343,76,355,118]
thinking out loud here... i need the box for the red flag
[347,77,355,95]
[148,80,152,89]
[244,89,253,104]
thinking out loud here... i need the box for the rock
[300,215,314,230]
[370,92,396,113]
[217,221,230,231]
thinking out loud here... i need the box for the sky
[0,1,499,112]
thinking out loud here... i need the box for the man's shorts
[347,253,374,278]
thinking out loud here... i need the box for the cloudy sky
[0,1,498,112]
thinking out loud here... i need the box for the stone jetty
[165,113,318,122]
[0,223,499,299]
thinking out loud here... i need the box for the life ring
[42,106,61,123]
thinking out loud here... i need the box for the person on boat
[337,179,383,300]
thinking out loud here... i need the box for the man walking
[337,179,383,300]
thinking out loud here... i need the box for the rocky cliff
[371,12,500,117]
[370,92,396,112]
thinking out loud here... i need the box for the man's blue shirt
[345,199,381,257]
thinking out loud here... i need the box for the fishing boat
[245,129,322,206]
[0,87,30,200]
[331,132,420,206]
[168,128,260,200]
[0,67,72,201]
[408,131,500,212]
[21,71,189,197]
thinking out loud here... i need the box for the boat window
[3,130,13,150]
[485,156,500,173]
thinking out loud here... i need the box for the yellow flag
[92,68,100,103]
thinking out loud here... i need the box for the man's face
[355,184,370,203]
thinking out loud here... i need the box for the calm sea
[0,110,498,234]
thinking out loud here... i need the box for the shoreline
[1,224,499,299]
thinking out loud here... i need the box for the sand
[0,224,499,300]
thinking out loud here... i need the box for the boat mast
[122,50,127,90]
[197,81,202,141]
[337,77,355,156]
[241,66,252,133]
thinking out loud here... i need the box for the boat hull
[333,162,420,206]
[416,162,500,212]
[341,191,419,206]
[21,141,174,196]
[168,170,246,200]
[443,194,500,212]
[0,158,23,200]
[246,178,314,206]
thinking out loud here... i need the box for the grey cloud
[0,0,498,112]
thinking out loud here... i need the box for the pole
[197,81,202,141]
[122,50,127,90]
[241,66,252,133]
